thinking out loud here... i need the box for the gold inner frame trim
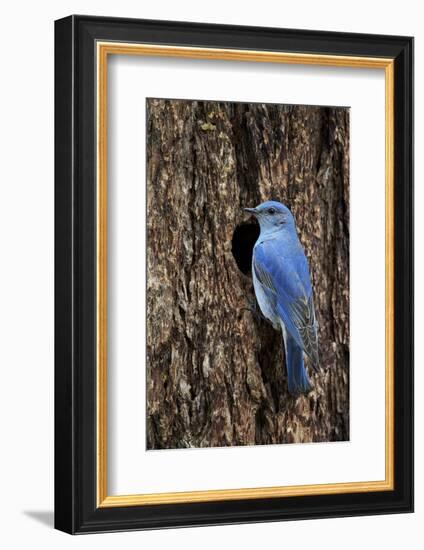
[96,41,395,508]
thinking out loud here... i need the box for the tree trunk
[146,99,349,449]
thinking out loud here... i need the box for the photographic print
[146,98,350,450]
[55,18,413,532]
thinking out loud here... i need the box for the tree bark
[146,99,349,449]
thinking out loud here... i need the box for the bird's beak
[243,207,258,215]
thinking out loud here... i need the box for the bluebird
[244,200,319,395]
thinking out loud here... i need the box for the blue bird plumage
[244,200,319,395]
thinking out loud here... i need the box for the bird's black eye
[268,207,276,215]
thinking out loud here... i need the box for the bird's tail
[282,326,312,395]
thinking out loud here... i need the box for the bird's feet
[240,296,267,324]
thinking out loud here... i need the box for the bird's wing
[253,239,319,367]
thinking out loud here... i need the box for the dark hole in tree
[231,221,260,276]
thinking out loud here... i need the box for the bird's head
[244,200,295,233]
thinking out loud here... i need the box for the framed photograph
[54,15,413,534]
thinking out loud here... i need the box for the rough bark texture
[146,99,349,449]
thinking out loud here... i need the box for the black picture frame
[55,15,413,534]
